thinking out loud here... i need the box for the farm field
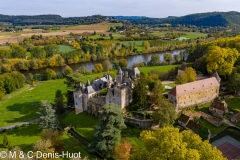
[121,40,143,51]
[139,65,180,75]
[149,31,207,39]
[58,45,75,53]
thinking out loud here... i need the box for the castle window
[75,102,78,105]
[189,95,190,98]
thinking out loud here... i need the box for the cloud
[0,0,239,17]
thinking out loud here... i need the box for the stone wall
[125,117,153,129]
[174,86,219,111]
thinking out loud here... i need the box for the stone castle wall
[125,117,153,129]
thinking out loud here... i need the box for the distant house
[209,100,228,118]
[178,114,191,128]
[231,112,240,123]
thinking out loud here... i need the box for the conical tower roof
[117,67,123,75]
[85,79,91,87]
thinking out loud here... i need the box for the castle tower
[116,67,123,84]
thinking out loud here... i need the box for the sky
[0,0,239,18]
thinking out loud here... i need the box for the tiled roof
[232,112,240,121]
[210,100,228,111]
[186,120,199,133]
[169,77,220,96]
[178,114,190,124]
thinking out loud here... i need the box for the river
[20,49,185,76]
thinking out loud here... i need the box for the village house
[73,67,140,115]
[178,114,191,128]
[168,74,220,112]
[231,112,240,123]
[209,100,228,118]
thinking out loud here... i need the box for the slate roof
[186,120,199,133]
[179,63,187,71]
[178,114,191,124]
[232,112,240,121]
[211,71,221,83]
[169,77,220,97]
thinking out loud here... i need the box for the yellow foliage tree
[129,127,226,160]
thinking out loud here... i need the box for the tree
[43,68,56,80]
[40,129,63,148]
[31,46,46,59]
[131,74,148,110]
[3,134,11,149]
[102,60,112,71]
[184,67,197,82]
[148,54,160,66]
[10,44,26,58]
[39,100,57,129]
[149,80,164,107]
[129,127,226,160]
[44,44,59,58]
[163,53,173,64]
[175,67,197,84]
[227,73,240,93]
[152,99,176,128]
[90,103,126,157]
[63,65,73,76]
[142,41,150,50]
[174,54,181,63]
[206,46,239,77]
[93,63,103,73]
[54,90,65,115]
[119,58,128,68]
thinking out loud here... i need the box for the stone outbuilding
[231,112,240,123]
[209,100,228,118]
[178,114,191,128]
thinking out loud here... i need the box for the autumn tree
[93,63,103,73]
[119,58,128,68]
[44,44,59,57]
[102,60,112,71]
[90,103,126,157]
[148,54,160,66]
[43,68,56,80]
[114,141,132,159]
[63,65,73,76]
[31,46,46,59]
[175,67,197,84]
[142,41,150,50]
[152,99,176,128]
[206,46,239,77]
[163,53,173,64]
[129,127,226,160]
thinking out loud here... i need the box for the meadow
[226,97,240,111]
[139,65,180,75]
[58,45,75,53]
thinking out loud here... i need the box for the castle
[73,67,140,115]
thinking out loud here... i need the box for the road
[0,118,40,132]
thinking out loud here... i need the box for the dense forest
[1,11,240,27]
[0,14,108,25]
[126,11,240,27]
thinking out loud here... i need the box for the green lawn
[226,98,240,111]
[0,79,67,127]
[0,123,41,152]
[121,127,143,148]
[199,119,228,134]
[61,112,99,141]
[139,65,180,75]
[58,45,75,53]
[181,33,207,39]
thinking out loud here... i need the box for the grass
[58,45,75,53]
[225,98,240,111]
[199,119,228,134]
[61,133,92,159]
[61,112,99,141]
[0,123,41,152]
[0,79,67,127]
[181,33,207,39]
[139,65,180,75]
[121,127,144,148]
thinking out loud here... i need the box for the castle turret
[85,79,91,87]
[116,67,123,84]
